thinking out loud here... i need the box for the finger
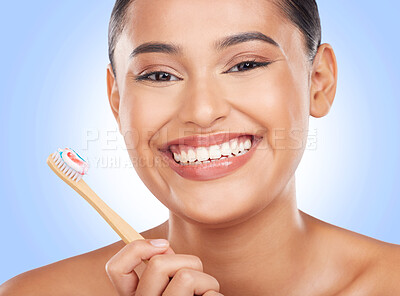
[162,268,220,296]
[136,254,204,295]
[203,291,224,296]
[134,245,175,279]
[164,246,176,255]
[105,239,170,296]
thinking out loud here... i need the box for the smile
[171,135,253,165]
[158,133,262,181]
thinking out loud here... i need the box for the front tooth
[187,149,197,162]
[173,152,181,162]
[230,139,240,155]
[220,142,231,156]
[196,147,209,162]
[239,142,244,152]
[209,145,222,159]
[244,139,251,149]
[180,150,188,163]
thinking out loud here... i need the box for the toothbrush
[46,148,146,245]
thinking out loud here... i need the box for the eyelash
[134,59,272,83]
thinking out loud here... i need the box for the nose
[177,78,231,128]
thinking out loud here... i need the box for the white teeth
[170,136,254,164]
[196,147,209,161]
[187,149,197,162]
[230,139,240,155]
[209,145,222,160]
[173,152,180,162]
[239,142,244,152]
[244,139,251,150]
[180,151,188,163]
[220,142,231,156]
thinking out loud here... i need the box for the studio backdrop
[0,0,399,283]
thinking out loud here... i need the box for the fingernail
[150,239,169,247]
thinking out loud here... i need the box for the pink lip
[159,132,259,151]
[158,136,263,181]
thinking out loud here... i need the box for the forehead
[121,0,301,55]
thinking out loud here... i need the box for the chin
[171,197,263,229]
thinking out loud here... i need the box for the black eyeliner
[134,71,162,82]
[135,60,272,82]
[223,60,272,74]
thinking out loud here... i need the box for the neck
[166,177,313,295]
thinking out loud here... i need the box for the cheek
[228,66,309,149]
[117,87,177,201]
[225,66,309,185]
[119,86,174,145]
[118,85,181,184]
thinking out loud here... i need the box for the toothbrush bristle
[52,150,83,182]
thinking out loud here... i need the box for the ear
[309,43,338,118]
[107,64,122,132]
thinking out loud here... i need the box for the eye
[135,71,181,83]
[225,60,271,73]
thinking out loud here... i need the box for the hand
[105,239,223,296]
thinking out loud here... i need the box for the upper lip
[159,132,258,151]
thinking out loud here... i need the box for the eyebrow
[215,31,280,51]
[130,42,181,59]
[129,31,280,59]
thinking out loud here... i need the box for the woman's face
[110,0,312,226]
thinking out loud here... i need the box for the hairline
[109,0,319,76]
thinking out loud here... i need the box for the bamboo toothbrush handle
[47,153,150,272]
[73,179,144,244]
[47,155,144,244]
[71,181,151,267]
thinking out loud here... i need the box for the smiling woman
[1,0,400,295]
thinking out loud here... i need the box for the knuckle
[186,255,203,271]
[194,256,204,271]
[212,277,221,291]
[203,291,221,296]
[174,268,195,286]
[104,259,117,275]
[147,254,166,271]
[126,240,141,251]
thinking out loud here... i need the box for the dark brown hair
[108,0,321,75]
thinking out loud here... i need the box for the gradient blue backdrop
[1,0,399,283]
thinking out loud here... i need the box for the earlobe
[310,91,332,118]
[106,64,122,132]
[309,43,338,118]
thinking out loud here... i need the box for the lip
[159,132,260,151]
[158,135,263,181]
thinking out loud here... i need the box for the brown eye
[150,72,175,81]
[227,60,271,73]
[135,71,181,83]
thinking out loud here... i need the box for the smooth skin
[1,0,400,295]
[105,239,221,295]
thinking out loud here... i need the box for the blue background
[1,0,399,283]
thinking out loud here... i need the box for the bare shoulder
[336,241,400,296]
[0,223,167,296]
[303,212,400,295]
[0,240,124,296]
